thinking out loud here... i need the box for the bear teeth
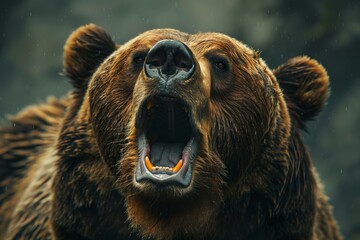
[145,156,154,170]
[145,156,183,174]
[172,159,183,173]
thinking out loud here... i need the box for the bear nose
[145,40,195,81]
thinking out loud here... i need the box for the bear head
[58,24,329,239]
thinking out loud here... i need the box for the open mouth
[135,95,199,187]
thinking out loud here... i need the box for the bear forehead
[122,28,253,57]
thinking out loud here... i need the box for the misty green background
[0,1,359,239]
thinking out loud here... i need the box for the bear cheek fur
[206,57,292,232]
[232,66,292,211]
[88,51,137,173]
[208,55,283,184]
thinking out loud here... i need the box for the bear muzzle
[132,40,208,189]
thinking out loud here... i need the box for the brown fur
[0,24,342,240]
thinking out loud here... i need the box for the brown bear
[0,24,343,240]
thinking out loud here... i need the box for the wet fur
[0,24,342,239]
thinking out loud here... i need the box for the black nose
[145,40,195,81]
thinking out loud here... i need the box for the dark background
[0,1,359,239]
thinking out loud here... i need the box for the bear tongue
[150,142,183,167]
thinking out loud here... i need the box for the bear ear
[273,56,330,129]
[63,24,116,91]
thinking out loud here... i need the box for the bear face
[0,24,341,240]
[91,32,276,184]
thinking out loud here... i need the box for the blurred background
[0,0,359,238]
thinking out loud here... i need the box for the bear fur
[0,24,343,240]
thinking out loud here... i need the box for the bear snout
[144,39,195,84]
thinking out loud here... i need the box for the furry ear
[63,24,116,91]
[273,56,330,129]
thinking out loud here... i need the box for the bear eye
[134,56,145,65]
[207,55,229,73]
[205,53,232,94]
[215,61,226,70]
[133,52,147,67]
[135,57,144,65]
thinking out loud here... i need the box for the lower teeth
[154,166,172,171]
[145,156,183,174]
